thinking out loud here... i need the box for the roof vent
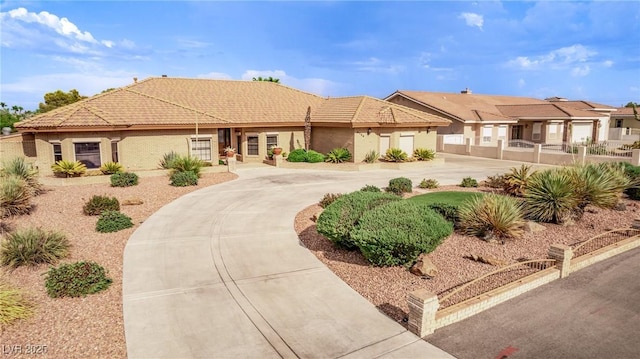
[460,87,472,94]
[545,96,568,102]
[162,74,168,78]
[133,77,138,83]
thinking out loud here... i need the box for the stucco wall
[240,127,304,162]
[312,127,354,155]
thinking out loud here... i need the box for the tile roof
[16,77,449,130]
[557,100,616,110]
[496,104,603,118]
[613,107,637,116]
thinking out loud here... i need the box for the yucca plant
[51,160,86,177]
[0,280,34,328]
[524,169,576,224]
[503,164,536,197]
[1,157,43,195]
[0,175,32,218]
[458,193,525,239]
[565,162,630,216]
[0,227,71,268]
[170,156,204,177]
[413,148,435,161]
[159,151,179,169]
[384,148,408,162]
[363,150,379,164]
[99,161,123,175]
[325,148,352,163]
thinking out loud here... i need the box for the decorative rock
[614,202,626,211]
[464,254,508,267]
[122,198,144,206]
[410,253,438,278]
[524,221,546,233]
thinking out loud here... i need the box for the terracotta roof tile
[496,104,602,118]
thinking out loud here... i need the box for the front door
[217,129,231,156]
[511,125,523,140]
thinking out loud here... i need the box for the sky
[1,0,639,111]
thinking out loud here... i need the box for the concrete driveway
[122,155,554,358]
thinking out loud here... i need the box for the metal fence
[571,228,640,258]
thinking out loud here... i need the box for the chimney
[133,77,138,83]
[460,87,472,94]
[162,74,168,78]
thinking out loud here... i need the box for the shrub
[460,177,478,188]
[524,169,576,224]
[351,201,453,266]
[287,149,308,162]
[171,156,204,177]
[83,195,120,215]
[110,172,139,187]
[0,227,70,268]
[363,150,379,164]
[51,160,86,177]
[44,261,112,298]
[427,202,460,224]
[419,178,439,189]
[319,193,343,208]
[485,173,507,189]
[458,194,525,239]
[306,150,325,163]
[503,164,536,197]
[1,157,42,195]
[413,148,435,161]
[386,177,412,195]
[325,148,352,163]
[0,280,34,327]
[360,185,381,192]
[384,148,408,162]
[565,162,629,215]
[96,211,134,233]
[316,191,401,250]
[170,171,199,187]
[622,162,640,200]
[159,151,179,169]
[0,175,32,218]
[99,161,122,175]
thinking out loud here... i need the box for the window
[111,141,119,163]
[548,123,558,140]
[191,138,212,161]
[247,135,259,156]
[74,142,101,169]
[52,143,62,162]
[482,126,493,143]
[497,125,507,140]
[236,134,242,155]
[532,122,542,141]
[266,134,278,149]
[616,119,623,128]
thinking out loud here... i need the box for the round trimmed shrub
[1,227,70,268]
[306,150,325,163]
[460,177,478,188]
[386,177,412,195]
[287,149,308,162]
[316,191,401,250]
[170,171,198,187]
[96,210,133,233]
[419,178,439,189]
[44,261,112,298]
[351,201,453,266]
[360,185,381,192]
[83,195,120,215]
[110,172,139,187]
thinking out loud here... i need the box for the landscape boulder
[410,253,438,278]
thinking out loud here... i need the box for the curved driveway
[123,155,551,358]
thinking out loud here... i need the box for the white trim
[400,132,415,136]
[72,138,101,143]
[190,134,212,139]
[266,132,279,135]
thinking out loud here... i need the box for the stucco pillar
[273,154,284,167]
[632,149,640,166]
[407,289,439,337]
[497,139,504,160]
[465,138,472,155]
[533,144,542,163]
[226,156,237,172]
[436,135,445,152]
[577,146,587,162]
[549,244,573,278]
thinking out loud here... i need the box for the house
[609,106,640,142]
[385,89,613,145]
[9,77,450,174]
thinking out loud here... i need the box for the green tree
[252,76,280,83]
[38,89,87,113]
[0,102,31,130]
[624,102,639,108]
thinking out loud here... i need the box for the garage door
[572,123,592,143]
[379,134,390,156]
[399,134,414,156]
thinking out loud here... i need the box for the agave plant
[159,151,179,169]
[170,155,204,177]
[413,148,435,161]
[384,148,408,162]
[1,157,42,194]
[325,148,352,163]
[503,164,536,197]
[363,150,379,164]
[524,169,576,224]
[51,160,86,178]
[99,161,124,175]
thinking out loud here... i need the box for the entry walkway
[122,156,550,358]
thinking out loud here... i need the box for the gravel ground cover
[0,171,237,358]
[295,185,639,325]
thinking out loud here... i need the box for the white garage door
[572,123,592,143]
[399,134,414,156]
[379,135,390,156]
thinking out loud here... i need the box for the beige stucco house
[8,77,450,174]
[609,106,640,142]
[385,89,613,145]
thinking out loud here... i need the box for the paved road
[428,246,640,359]
[122,154,556,358]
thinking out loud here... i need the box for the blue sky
[1,1,639,111]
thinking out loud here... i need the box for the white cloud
[571,65,590,77]
[2,7,97,43]
[602,60,614,67]
[348,57,405,74]
[459,12,484,30]
[240,70,339,96]
[507,44,597,71]
[197,72,232,80]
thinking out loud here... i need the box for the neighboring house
[609,107,640,142]
[385,89,613,145]
[11,77,450,174]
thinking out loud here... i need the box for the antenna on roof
[460,87,472,94]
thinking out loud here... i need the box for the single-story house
[9,77,450,174]
[384,89,614,145]
[609,106,640,142]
